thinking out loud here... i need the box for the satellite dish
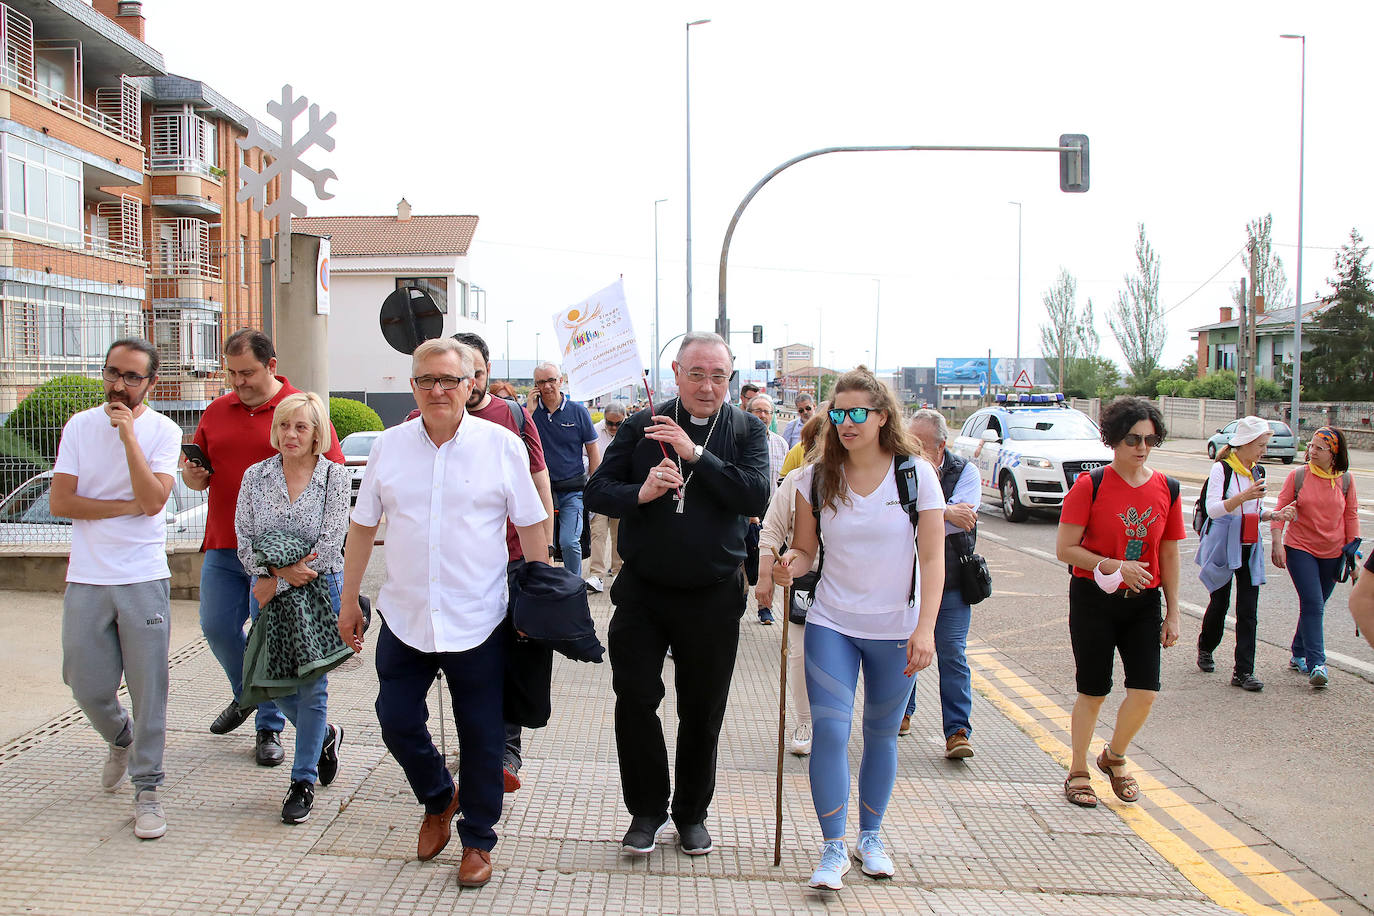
[379,286,444,355]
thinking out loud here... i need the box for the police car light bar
[994,392,1066,404]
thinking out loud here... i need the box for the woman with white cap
[1195,416,1290,691]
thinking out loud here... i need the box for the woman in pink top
[1270,427,1360,687]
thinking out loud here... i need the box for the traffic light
[1059,134,1089,193]
[752,324,763,344]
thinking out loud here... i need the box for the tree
[1062,356,1121,399]
[1038,268,1081,388]
[1230,214,1293,314]
[329,396,384,441]
[1301,229,1374,399]
[1109,223,1167,382]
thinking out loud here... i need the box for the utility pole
[1246,242,1259,416]
[1236,277,1248,419]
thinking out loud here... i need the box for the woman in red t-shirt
[1055,397,1185,808]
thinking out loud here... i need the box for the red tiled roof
[292,215,478,256]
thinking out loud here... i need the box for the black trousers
[607,565,746,826]
[1198,544,1261,676]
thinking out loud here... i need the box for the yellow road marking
[968,651,1338,916]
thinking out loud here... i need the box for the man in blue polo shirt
[530,362,600,576]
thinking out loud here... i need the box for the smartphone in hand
[181,443,213,475]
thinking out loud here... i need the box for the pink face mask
[1094,560,1124,593]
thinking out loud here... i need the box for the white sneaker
[133,789,166,840]
[585,575,605,594]
[853,830,894,878]
[790,723,812,756]
[808,840,850,890]
[101,742,130,791]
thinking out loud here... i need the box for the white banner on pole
[552,279,645,401]
[315,237,330,315]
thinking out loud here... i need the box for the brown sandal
[1096,747,1141,803]
[1064,771,1097,807]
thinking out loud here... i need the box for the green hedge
[329,396,384,441]
[3,375,105,459]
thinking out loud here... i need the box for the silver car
[1206,419,1297,463]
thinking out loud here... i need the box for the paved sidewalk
[0,579,1236,915]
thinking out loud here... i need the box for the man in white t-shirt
[338,337,549,889]
[49,338,182,841]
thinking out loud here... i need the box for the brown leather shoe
[945,729,973,759]
[457,846,492,887]
[417,787,461,861]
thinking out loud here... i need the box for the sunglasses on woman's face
[828,407,874,425]
[1120,433,1163,448]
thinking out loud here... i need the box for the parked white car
[948,396,1113,522]
[340,430,383,505]
[0,471,207,548]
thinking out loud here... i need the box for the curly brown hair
[808,367,921,513]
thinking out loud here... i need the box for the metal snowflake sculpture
[236,84,337,224]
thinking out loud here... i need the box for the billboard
[936,358,1050,387]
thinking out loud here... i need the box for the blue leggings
[1285,546,1342,670]
[804,622,914,840]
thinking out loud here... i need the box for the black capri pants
[1068,576,1163,696]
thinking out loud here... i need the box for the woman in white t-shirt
[775,367,945,891]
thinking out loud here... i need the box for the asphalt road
[967,443,1374,910]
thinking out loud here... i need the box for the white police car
[949,394,1113,522]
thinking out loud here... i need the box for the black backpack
[811,454,922,607]
[1192,461,1262,536]
[1069,466,1181,573]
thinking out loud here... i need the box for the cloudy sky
[142,0,1374,382]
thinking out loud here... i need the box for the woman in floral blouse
[235,391,351,824]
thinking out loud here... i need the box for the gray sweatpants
[62,580,171,792]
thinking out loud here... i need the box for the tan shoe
[417,787,461,861]
[945,729,973,759]
[458,846,492,887]
[898,715,911,736]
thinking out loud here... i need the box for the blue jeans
[375,619,506,852]
[1285,546,1341,671]
[199,549,284,733]
[554,489,585,577]
[249,571,341,784]
[804,622,913,840]
[904,590,973,739]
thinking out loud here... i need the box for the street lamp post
[505,318,513,381]
[873,278,880,375]
[535,332,541,366]
[1010,200,1022,375]
[653,197,668,395]
[1281,33,1306,429]
[685,18,710,332]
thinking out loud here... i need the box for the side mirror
[981,429,1000,443]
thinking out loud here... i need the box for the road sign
[1014,369,1034,389]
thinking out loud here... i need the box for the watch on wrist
[690,444,705,463]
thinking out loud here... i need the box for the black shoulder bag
[320,461,371,632]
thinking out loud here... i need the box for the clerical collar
[688,413,711,426]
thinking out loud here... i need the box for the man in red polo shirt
[181,328,344,766]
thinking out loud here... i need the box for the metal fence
[0,239,269,549]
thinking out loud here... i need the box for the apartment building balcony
[148,108,222,180]
[0,4,144,169]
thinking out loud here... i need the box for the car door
[967,412,1002,497]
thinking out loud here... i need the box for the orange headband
[1313,427,1339,454]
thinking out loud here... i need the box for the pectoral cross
[675,490,685,514]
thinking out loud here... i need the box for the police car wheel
[1000,474,1028,522]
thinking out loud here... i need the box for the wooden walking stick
[771,547,791,867]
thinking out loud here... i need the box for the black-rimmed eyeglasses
[102,366,152,386]
[413,375,469,390]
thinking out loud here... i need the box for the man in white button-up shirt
[339,338,548,889]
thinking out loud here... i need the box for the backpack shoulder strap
[1166,474,1180,507]
[809,468,824,577]
[501,396,526,434]
[1088,465,1107,505]
[1343,472,1352,494]
[1293,466,1307,499]
[894,455,920,607]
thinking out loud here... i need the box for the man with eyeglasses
[782,394,814,449]
[339,338,549,888]
[530,362,600,577]
[181,328,344,766]
[585,331,770,858]
[585,401,630,593]
[49,338,182,839]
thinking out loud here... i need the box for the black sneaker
[621,814,670,855]
[209,699,256,735]
[255,729,285,767]
[1196,650,1215,673]
[281,780,314,824]
[1231,672,1264,692]
[677,821,713,855]
[317,724,343,787]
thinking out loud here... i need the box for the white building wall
[325,252,484,395]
